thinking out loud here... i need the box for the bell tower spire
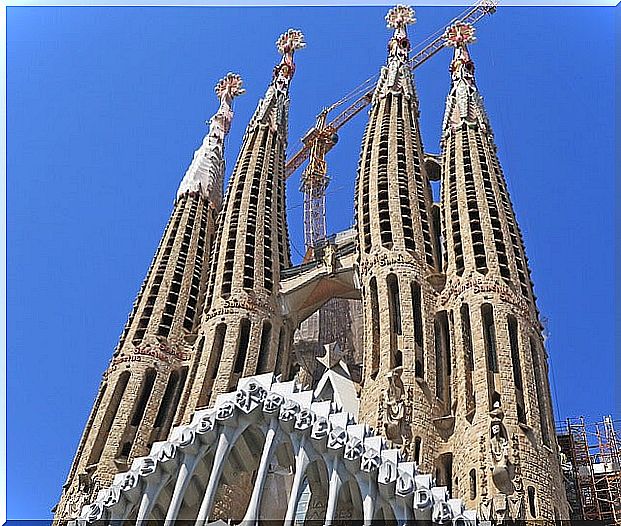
[53,74,244,521]
[180,30,305,426]
[355,5,442,470]
[438,23,569,520]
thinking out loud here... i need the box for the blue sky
[7,5,616,519]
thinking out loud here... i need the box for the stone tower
[180,29,305,422]
[355,5,442,472]
[437,23,568,521]
[53,73,244,521]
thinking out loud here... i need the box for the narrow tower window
[88,372,130,466]
[434,311,452,412]
[481,303,499,409]
[527,486,537,518]
[118,368,157,459]
[369,277,380,379]
[469,469,477,500]
[413,436,422,465]
[256,320,272,374]
[197,323,226,408]
[234,319,252,375]
[461,303,476,416]
[151,366,188,444]
[530,336,551,446]
[387,274,402,336]
[508,315,527,424]
[411,281,424,379]
[130,369,157,427]
[387,273,402,367]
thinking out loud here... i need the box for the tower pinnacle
[248,29,304,140]
[441,23,491,135]
[375,5,417,101]
[386,5,415,60]
[176,73,245,205]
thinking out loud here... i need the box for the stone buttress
[53,74,244,521]
[437,22,569,521]
[354,6,443,473]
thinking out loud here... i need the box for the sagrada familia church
[54,6,572,524]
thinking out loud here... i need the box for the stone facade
[56,9,570,523]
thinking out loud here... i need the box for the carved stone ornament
[279,399,300,422]
[137,457,157,477]
[263,392,284,414]
[156,442,177,462]
[311,416,330,441]
[327,427,348,451]
[83,502,104,523]
[361,447,381,473]
[396,471,414,496]
[196,414,215,434]
[489,403,515,495]
[433,501,453,524]
[119,471,139,492]
[215,401,236,422]
[234,382,267,414]
[379,459,398,485]
[295,408,316,432]
[413,488,433,511]
[174,427,196,448]
[344,436,364,460]
[101,486,121,508]
[385,5,416,29]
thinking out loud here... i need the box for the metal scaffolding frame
[558,416,621,524]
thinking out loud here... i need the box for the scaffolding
[558,416,621,524]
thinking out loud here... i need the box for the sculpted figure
[489,403,514,495]
[383,366,412,450]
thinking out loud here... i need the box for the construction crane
[286,0,497,259]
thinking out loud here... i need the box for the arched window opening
[151,367,188,444]
[508,315,527,424]
[527,486,537,518]
[481,303,498,410]
[387,274,402,336]
[469,469,477,500]
[131,369,157,427]
[88,372,129,466]
[197,324,226,408]
[256,320,272,374]
[434,311,451,412]
[530,336,551,446]
[369,277,380,379]
[118,368,156,460]
[413,436,422,465]
[411,282,424,379]
[435,453,453,497]
[234,319,252,374]
[461,304,476,417]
